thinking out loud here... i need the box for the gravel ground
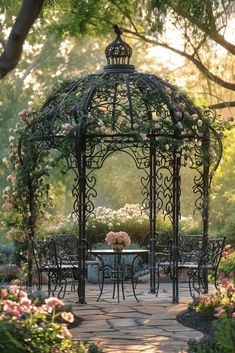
[177,309,215,336]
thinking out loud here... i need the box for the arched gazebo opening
[18,26,222,304]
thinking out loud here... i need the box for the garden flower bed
[177,279,235,353]
[0,285,102,353]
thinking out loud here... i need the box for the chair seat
[179,262,198,269]
[60,260,100,268]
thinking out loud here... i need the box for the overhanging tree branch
[0,0,45,80]
[209,101,235,109]
[165,2,235,55]
[121,27,235,91]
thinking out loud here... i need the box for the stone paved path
[64,282,204,353]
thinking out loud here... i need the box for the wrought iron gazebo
[19,26,222,304]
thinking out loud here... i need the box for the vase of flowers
[105,231,131,252]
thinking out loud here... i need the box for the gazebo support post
[202,128,210,293]
[149,138,157,294]
[27,181,35,290]
[172,152,181,304]
[76,125,87,304]
[18,138,36,291]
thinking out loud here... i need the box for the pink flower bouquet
[105,231,131,246]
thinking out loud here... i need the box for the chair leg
[155,264,160,297]
[188,269,208,297]
[57,277,67,299]
[112,281,116,299]
[121,278,125,300]
[96,268,105,302]
[213,268,219,290]
[131,264,139,302]
[37,271,42,291]
[203,269,208,293]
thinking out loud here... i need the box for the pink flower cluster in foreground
[0,286,74,323]
[196,279,235,319]
[105,231,131,246]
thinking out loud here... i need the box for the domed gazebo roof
[24,25,221,168]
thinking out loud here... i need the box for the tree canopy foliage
[1,0,234,110]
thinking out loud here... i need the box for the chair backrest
[199,237,226,268]
[179,234,204,253]
[32,239,57,269]
[53,234,78,265]
[53,234,92,262]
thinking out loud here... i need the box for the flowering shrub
[187,280,235,353]
[44,204,174,246]
[218,245,235,285]
[0,285,102,353]
[105,231,131,246]
[85,204,173,246]
[31,204,201,247]
[191,280,235,318]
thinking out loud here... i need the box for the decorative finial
[113,25,122,37]
[105,24,132,65]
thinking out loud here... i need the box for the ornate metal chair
[156,236,226,297]
[32,238,65,298]
[187,237,226,296]
[53,234,103,297]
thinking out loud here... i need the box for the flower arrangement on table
[105,231,131,252]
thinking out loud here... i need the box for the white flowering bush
[44,204,174,246]
[85,204,149,245]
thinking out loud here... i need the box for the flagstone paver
[64,282,206,353]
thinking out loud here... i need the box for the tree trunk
[0,0,45,79]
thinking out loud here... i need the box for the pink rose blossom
[178,102,185,110]
[214,308,225,318]
[218,131,224,138]
[61,324,73,338]
[7,175,13,182]
[19,298,31,306]
[222,251,229,258]
[226,283,234,292]
[45,297,64,309]
[208,146,215,153]
[165,87,172,95]
[2,203,12,212]
[2,157,8,165]
[61,311,74,323]
[3,187,10,195]
[62,123,73,131]
[2,194,9,201]
[3,300,15,313]
[224,244,232,250]
[221,279,230,288]
[18,109,28,121]
[17,290,28,299]
[9,285,18,294]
